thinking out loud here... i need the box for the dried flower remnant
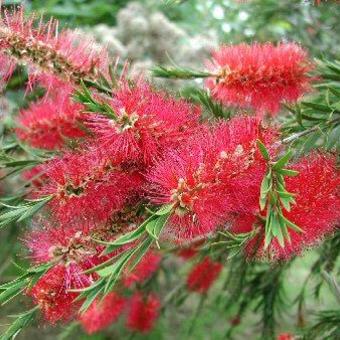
[0,6,109,88]
[126,292,161,333]
[80,292,126,334]
[205,43,313,115]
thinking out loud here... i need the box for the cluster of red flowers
[0,6,339,336]
[79,291,161,334]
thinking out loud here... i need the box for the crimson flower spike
[205,42,314,116]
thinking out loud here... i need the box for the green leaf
[152,65,211,79]
[78,284,105,314]
[326,124,340,149]
[0,196,51,228]
[97,249,134,278]
[277,190,294,199]
[154,204,174,216]
[264,210,273,249]
[276,168,299,177]
[280,196,294,212]
[0,280,27,305]
[259,171,272,211]
[272,150,293,170]
[301,102,332,113]
[145,213,169,240]
[103,237,153,294]
[0,307,38,340]
[100,220,148,255]
[281,215,304,233]
[256,140,270,161]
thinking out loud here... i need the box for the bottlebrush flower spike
[186,256,222,293]
[147,135,230,241]
[28,264,90,323]
[86,81,200,166]
[147,117,278,241]
[123,251,161,287]
[211,117,278,212]
[231,154,340,260]
[205,43,313,115]
[0,6,109,89]
[35,150,143,225]
[25,220,103,268]
[79,292,126,334]
[16,88,86,150]
[126,292,160,333]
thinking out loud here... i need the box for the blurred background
[0,0,339,339]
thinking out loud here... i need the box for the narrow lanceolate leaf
[272,150,293,170]
[258,143,302,249]
[103,237,154,294]
[0,196,52,228]
[281,215,304,233]
[0,280,27,305]
[259,171,272,211]
[276,168,299,177]
[99,222,147,255]
[100,205,173,254]
[78,282,105,314]
[0,262,52,308]
[256,140,270,161]
[145,213,170,240]
[152,65,212,79]
[154,204,174,216]
[74,81,117,119]
[0,307,38,340]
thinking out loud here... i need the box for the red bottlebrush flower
[231,154,340,260]
[36,150,143,224]
[28,264,90,323]
[123,251,161,287]
[79,292,126,334]
[86,81,200,166]
[126,292,160,333]
[0,6,108,88]
[147,137,230,240]
[16,88,86,150]
[24,221,103,268]
[147,116,277,241]
[277,333,295,340]
[211,117,278,214]
[186,256,222,293]
[205,43,313,115]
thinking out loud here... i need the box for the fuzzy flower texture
[0,5,339,337]
[206,43,314,115]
